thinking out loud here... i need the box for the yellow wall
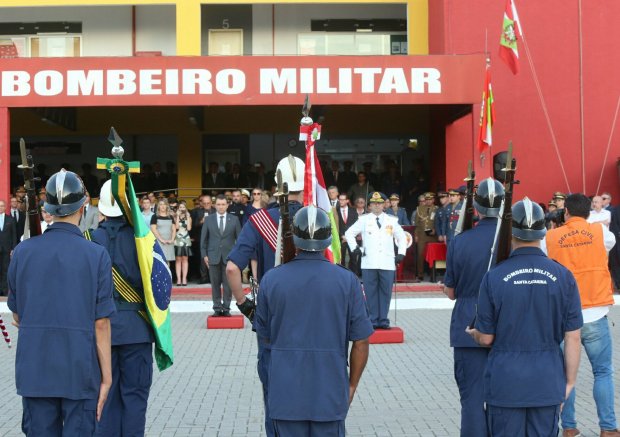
[0,0,428,56]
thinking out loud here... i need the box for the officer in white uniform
[345,191,407,329]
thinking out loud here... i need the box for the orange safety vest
[546,217,614,309]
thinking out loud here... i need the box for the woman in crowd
[173,200,192,286]
[150,198,177,273]
[243,188,265,225]
[386,193,410,226]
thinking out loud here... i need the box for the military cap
[552,191,566,200]
[457,185,467,195]
[389,193,400,201]
[368,191,388,203]
[241,189,251,198]
[424,192,436,200]
[437,191,448,198]
[448,188,459,196]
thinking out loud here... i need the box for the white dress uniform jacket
[345,212,407,271]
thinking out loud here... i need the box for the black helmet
[292,205,332,251]
[474,177,505,217]
[44,169,87,217]
[512,197,547,241]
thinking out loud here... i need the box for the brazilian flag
[97,128,173,371]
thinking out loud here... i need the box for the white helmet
[98,179,123,217]
[275,155,305,192]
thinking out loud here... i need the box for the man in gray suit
[79,191,100,232]
[201,194,241,316]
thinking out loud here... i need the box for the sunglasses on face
[252,192,261,195]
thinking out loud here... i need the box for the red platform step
[369,327,404,344]
[206,315,245,329]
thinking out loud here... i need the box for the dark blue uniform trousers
[257,339,276,437]
[361,269,394,328]
[486,405,560,437]
[94,343,153,437]
[453,347,489,437]
[273,419,345,436]
[22,397,96,436]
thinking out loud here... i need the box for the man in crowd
[202,194,241,317]
[327,185,339,208]
[227,189,246,224]
[337,192,358,272]
[190,194,214,283]
[553,191,566,210]
[445,187,464,246]
[226,155,305,437]
[79,191,100,232]
[345,191,407,329]
[8,169,115,435]
[602,192,613,211]
[468,198,582,437]
[141,196,154,226]
[205,162,225,190]
[434,191,449,243]
[589,195,611,226]
[255,205,373,436]
[413,192,438,281]
[543,193,619,437]
[444,178,504,436]
[0,199,18,296]
[89,180,158,437]
[348,171,373,206]
[9,196,25,240]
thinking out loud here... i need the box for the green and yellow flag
[97,127,174,371]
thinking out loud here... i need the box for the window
[31,35,81,57]
[298,33,393,56]
[0,22,82,58]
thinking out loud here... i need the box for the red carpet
[173,283,442,298]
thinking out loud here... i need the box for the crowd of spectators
[4,157,620,291]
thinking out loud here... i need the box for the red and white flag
[477,65,495,152]
[499,0,522,75]
[303,134,341,264]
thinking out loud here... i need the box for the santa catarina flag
[477,65,495,152]
[499,0,522,75]
[303,140,341,264]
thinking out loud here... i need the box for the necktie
[376,217,381,228]
[219,215,224,233]
[13,210,17,220]
[343,209,347,224]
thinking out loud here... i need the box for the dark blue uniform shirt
[386,207,410,226]
[444,217,498,347]
[475,247,583,407]
[434,204,448,237]
[90,218,155,346]
[7,222,116,400]
[446,201,463,242]
[254,251,373,421]
[227,201,302,281]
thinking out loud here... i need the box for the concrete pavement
[0,301,619,436]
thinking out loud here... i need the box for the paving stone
[0,305,619,436]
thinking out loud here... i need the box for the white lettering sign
[0,67,444,98]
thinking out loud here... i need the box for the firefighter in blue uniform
[8,169,115,437]
[445,186,465,246]
[467,198,583,437]
[255,205,373,437]
[89,180,157,437]
[434,191,449,242]
[226,155,305,437]
[443,177,504,437]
